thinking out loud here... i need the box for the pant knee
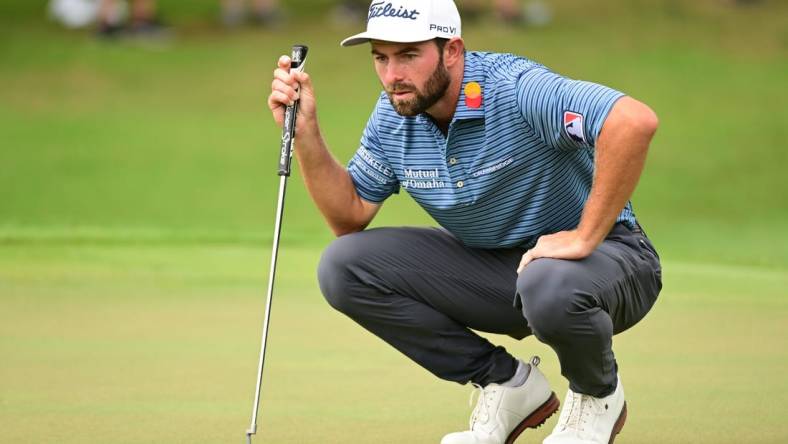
[317,233,369,314]
[516,260,593,341]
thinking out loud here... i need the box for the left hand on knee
[517,230,596,273]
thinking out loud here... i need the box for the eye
[374,55,387,63]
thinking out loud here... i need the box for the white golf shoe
[441,357,559,444]
[543,377,627,444]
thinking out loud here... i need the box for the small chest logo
[563,111,586,144]
[464,82,482,109]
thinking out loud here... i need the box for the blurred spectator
[96,0,168,38]
[332,0,552,26]
[49,0,99,29]
[470,0,552,26]
[330,0,367,25]
[221,0,282,28]
[495,0,528,23]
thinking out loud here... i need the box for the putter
[246,44,309,444]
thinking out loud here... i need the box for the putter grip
[278,45,309,176]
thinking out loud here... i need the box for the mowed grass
[1,1,787,443]
[1,244,786,443]
[1,1,787,266]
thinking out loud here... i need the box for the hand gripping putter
[246,44,308,444]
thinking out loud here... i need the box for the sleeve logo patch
[563,111,586,144]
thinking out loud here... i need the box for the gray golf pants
[317,223,662,397]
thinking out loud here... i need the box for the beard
[385,60,451,117]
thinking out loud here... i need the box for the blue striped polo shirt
[347,50,636,249]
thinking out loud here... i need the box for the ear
[443,37,465,68]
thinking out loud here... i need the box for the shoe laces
[468,383,500,430]
[559,390,608,434]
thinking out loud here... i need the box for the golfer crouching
[267,1,662,442]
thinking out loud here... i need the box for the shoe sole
[608,401,627,444]
[504,392,560,444]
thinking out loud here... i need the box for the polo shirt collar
[416,52,485,126]
[453,52,486,120]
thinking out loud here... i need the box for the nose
[381,61,405,86]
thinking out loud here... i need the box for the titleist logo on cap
[340,0,461,47]
[368,1,421,21]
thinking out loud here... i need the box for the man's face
[371,40,451,117]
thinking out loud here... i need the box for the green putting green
[1,245,786,443]
[1,1,786,442]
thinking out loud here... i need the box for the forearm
[576,97,659,246]
[268,59,377,236]
[517,98,658,271]
[294,127,377,236]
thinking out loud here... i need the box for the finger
[274,68,297,87]
[519,245,545,272]
[268,90,294,109]
[277,55,291,70]
[517,251,531,274]
[271,78,299,102]
[292,71,312,89]
[292,72,313,98]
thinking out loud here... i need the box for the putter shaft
[246,44,308,444]
[246,176,288,442]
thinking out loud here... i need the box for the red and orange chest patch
[464,82,482,109]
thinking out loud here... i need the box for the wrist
[574,226,605,250]
[293,124,327,161]
[297,115,320,139]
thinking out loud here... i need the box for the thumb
[293,71,312,91]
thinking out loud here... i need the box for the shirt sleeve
[516,67,625,150]
[346,105,400,203]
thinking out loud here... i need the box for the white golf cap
[340,0,462,47]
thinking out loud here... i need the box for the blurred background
[1,1,786,443]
